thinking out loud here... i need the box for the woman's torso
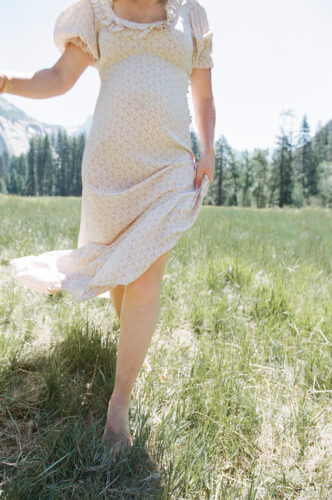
[83,0,196,186]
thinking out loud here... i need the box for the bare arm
[190,67,216,187]
[0,42,95,99]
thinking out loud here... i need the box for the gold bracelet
[0,74,9,93]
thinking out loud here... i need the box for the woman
[2,0,215,460]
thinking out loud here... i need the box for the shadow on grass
[0,314,163,499]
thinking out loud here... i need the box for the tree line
[0,130,85,198]
[1,114,332,208]
[191,113,332,208]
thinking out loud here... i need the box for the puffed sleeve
[189,0,214,70]
[54,0,100,68]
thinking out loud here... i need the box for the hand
[194,149,215,188]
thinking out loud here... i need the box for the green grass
[0,194,331,499]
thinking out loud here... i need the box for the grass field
[0,194,331,499]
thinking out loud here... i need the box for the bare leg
[103,248,172,459]
[109,285,126,319]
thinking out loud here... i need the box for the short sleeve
[189,0,214,70]
[54,0,100,68]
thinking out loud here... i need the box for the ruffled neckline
[91,0,181,36]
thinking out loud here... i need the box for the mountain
[0,97,91,157]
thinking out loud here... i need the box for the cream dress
[10,0,214,303]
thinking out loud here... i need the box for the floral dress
[10,0,214,303]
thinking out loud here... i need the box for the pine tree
[268,157,279,207]
[215,137,224,206]
[42,134,55,195]
[252,149,270,208]
[16,154,27,178]
[317,161,332,207]
[213,136,231,206]
[0,177,6,193]
[72,134,85,196]
[298,115,317,196]
[26,137,37,196]
[0,155,6,179]
[60,132,71,196]
[8,169,19,194]
[228,152,240,206]
[54,130,63,196]
[326,122,332,163]
[312,122,330,165]
[35,135,46,195]
[1,150,10,175]
[241,150,254,206]
[275,133,294,207]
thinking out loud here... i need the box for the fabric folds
[10,176,209,303]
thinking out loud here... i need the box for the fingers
[194,164,208,189]
[193,154,214,188]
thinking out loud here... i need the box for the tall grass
[0,194,331,499]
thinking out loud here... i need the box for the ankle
[109,392,131,411]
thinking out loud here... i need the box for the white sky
[1,0,332,152]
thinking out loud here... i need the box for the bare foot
[102,401,133,463]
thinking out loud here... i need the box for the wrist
[0,74,9,94]
[203,147,215,155]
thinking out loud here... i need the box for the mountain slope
[0,97,78,157]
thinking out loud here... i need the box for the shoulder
[55,0,95,21]
[54,0,98,42]
[183,0,211,33]
[183,0,210,24]
[183,0,209,13]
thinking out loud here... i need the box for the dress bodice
[53,0,214,76]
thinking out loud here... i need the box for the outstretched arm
[0,42,95,99]
[190,67,216,188]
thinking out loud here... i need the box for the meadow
[0,194,331,499]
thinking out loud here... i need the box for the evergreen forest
[1,114,332,208]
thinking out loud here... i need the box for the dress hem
[9,175,210,304]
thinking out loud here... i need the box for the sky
[1,0,332,153]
